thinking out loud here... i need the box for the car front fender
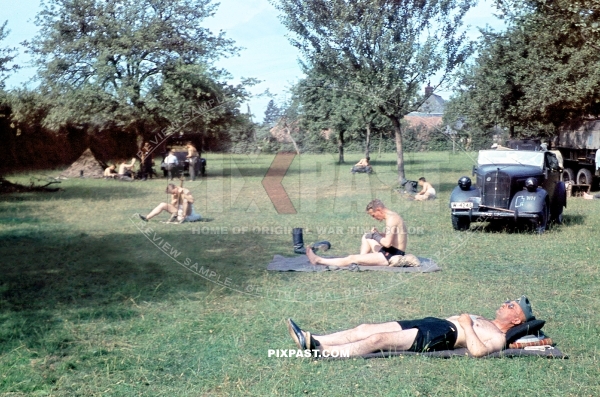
[510,189,548,213]
[449,185,480,208]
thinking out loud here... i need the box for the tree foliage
[0,21,19,90]
[263,99,282,127]
[447,0,600,138]
[273,0,475,182]
[24,0,245,144]
[290,69,392,162]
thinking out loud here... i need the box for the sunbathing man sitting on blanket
[288,296,534,357]
[138,183,201,223]
[306,199,418,267]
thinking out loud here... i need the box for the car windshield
[478,150,545,167]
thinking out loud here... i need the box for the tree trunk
[285,124,301,155]
[365,122,371,158]
[390,115,405,184]
[338,130,345,164]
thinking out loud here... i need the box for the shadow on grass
[0,225,276,353]
[461,220,537,234]
[0,183,155,203]
[561,214,586,226]
[463,218,572,234]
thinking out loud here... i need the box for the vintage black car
[160,151,206,178]
[450,150,567,233]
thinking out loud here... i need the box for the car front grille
[481,170,511,209]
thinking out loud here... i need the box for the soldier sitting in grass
[306,199,419,267]
[351,156,373,174]
[287,296,535,357]
[103,164,118,178]
[413,177,436,201]
[138,184,201,223]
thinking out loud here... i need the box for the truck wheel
[533,202,549,234]
[576,168,593,185]
[562,168,575,183]
[452,215,470,231]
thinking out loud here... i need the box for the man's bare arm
[377,213,403,248]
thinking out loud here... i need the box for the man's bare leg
[177,199,191,223]
[317,328,419,357]
[145,203,177,220]
[313,322,403,345]
[359,234,381,254]
[306,246,388,267]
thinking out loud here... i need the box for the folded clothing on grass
[267,254,441,273]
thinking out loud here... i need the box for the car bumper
[451,209,539,220]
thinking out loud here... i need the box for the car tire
[576,168,593,185]
[452,215,470,231]
[562,168,575,183]
[533,201,549,234]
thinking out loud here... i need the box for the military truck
[552,119,600,186]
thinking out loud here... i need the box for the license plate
[451,202,473,209]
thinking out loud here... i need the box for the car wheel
[554,211,564,225]
[533,201,549,234]
[452,215,470,231]
[562,168,575,183]
[576,168,593,185]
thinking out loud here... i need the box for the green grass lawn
[0,152,598,396]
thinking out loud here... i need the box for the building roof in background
[404,115,443,130]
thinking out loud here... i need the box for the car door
[542,152,562,204]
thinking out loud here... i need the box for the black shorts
[397,317,458,352]
[379,246,405,261]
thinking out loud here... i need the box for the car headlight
[458,176,472,191]
[525,177,538,192]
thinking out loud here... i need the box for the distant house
[404,84,446,130]
[269,118,300,143]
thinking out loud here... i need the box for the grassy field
[0,151,598,396]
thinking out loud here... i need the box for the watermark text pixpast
[267,349,349,358]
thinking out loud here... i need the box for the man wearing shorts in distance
[306,199,407,267]
[287,296,535,357]
[138,183,199,223]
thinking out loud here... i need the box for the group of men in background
[103,142,200,181]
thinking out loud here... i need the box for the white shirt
[165,154,179,165]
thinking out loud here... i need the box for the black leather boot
[293,228,306,254]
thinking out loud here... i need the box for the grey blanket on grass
[267,255,441,273]
[359,347,566,359]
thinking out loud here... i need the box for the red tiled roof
[404,115,443,130]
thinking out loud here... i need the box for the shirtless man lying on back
[287,296,535,357]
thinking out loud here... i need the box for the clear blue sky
[1,0,504,122]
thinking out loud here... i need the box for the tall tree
[0,21,19,90]
[273,0,475,182]
[25,0,239,143]
[293,70,390,162]
[447,0,600,137]
[263,99,282,127]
